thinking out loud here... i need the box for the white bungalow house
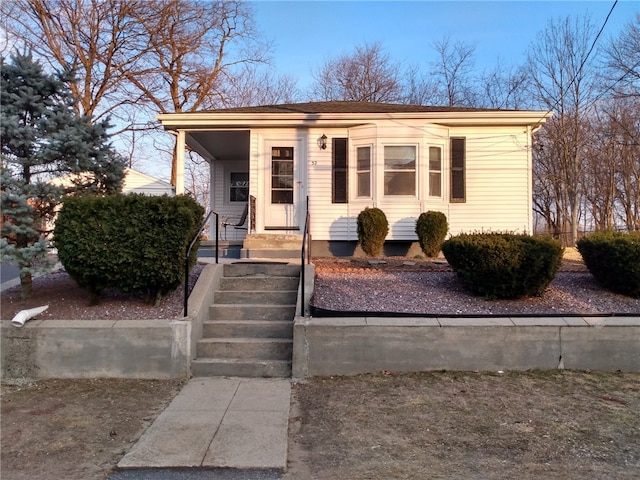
[157,101,550,256]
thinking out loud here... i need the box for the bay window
[384,145,416,196]
[428,146,442,197]
[356,146,371,197]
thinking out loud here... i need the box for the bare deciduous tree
[527,15,598,245]
[311,42,403,102]
[2,0,272,186]
[604,13,640,98]
[430,36,478,107]
[605,98,640,230]
[1,0,148,125]
[126,0,267,114]
[478,61,530,109]
[123,0,269,184]
[223,66,301,107]
[185,152,210,219]
[582,96,639,232]
[582,112,618,230]
[403,63,440,105]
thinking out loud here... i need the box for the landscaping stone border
[0,264,222,382]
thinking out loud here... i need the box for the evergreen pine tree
[1,52,126,298]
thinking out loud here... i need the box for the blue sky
[252,0,639,92]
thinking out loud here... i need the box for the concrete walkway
[118,377,291,471]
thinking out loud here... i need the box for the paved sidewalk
[118,377,291,471]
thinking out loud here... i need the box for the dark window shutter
[332,138,348,203]
[450,137,466,202]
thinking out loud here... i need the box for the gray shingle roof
[198,101,509,114]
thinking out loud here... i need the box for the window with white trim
[428,146,442,197]
[356,146,371,197]
[384,145,416,196]
[230,172,249,202]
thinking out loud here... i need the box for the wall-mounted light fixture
[317,134,327,150]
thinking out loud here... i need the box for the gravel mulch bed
[311,257,639,316]
[0,264,204,321]
[3,256,638,320]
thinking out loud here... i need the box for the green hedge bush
[577,231,640,298]
[357,207,389,257]
[54,194,204,304]
[415,211,448,257]
[441,232,563,299]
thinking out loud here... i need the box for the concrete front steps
[240,234,303,260]
[192,263,300,378]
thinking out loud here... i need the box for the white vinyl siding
[249,123,533,241]
[446,127,532,235]
[307,129,353,240]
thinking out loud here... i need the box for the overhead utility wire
[531,0,619,130]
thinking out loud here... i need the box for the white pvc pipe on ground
[11,305,49,328]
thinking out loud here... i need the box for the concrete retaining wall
[3,262,638,380]
[0,263,222,382]
[1,319,189,380]
[292,316,640,377]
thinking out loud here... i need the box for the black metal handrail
[300,196,310,316]
[184,210,218,317]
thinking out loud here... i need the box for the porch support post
[526,125,533,234]
[175,129,186,195]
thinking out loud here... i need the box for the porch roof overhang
[157,109,552,131]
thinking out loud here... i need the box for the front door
[265,144,299,229]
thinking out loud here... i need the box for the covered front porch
[173,128,307,247]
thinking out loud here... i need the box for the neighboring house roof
[50,168,174,196]
[122,168,174,196]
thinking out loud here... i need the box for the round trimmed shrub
[415,211,448,257]
[441,232,563,299]
[577,231,640,298]
[357,207,389,257]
